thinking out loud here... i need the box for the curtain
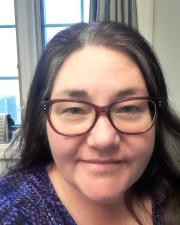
[89,0,137,28]
[136,0,154,43]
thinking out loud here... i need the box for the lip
[79,159,123,172]
[81,159,122,164]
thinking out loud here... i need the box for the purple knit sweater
[0,166,161,225]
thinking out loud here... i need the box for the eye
[62,107,87,115]
[111,101,148,120]
[114,104,139,114]
[120,105,138,113]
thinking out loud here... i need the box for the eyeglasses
[41,97,162,137]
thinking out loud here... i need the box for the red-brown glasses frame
[41,96,162,137]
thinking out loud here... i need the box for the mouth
[79,159,123,173]
[82,159,121,164]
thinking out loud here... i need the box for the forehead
[51,45,148,101]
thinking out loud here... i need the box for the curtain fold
[89,0,137,28]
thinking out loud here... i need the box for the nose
[87,115,120,151]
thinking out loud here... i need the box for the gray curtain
[89,0,137,28]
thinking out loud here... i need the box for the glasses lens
[110,99,156,133]
[49,101,96,135]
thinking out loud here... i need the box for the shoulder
[0,166,47,223]
[0,165,76,224]
[0,165,45,198]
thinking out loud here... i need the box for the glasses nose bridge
[95,105,110,118]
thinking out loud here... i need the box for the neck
[47,164,152,225]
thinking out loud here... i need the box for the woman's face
[47,46,155,204]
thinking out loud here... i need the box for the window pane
[45,27,68,42]
[44,0,81,24]
[83,0,90,22]
[0,80,21,124]
[0,28,18,76]
[0,0,15,25]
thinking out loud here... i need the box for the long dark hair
[5,22,180,224]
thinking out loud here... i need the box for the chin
[73,173,131,205]
[87,194,123,205]
[81,186,124,205]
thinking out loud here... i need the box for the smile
[79,159,123,173]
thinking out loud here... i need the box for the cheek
[46,123,83,164]
[120,128,155,186]
[123,127,155,163]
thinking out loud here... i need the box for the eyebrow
[54,88,146,101]
[55,89,89,99]
[113,88,144,100]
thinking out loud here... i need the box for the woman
[0,22,179,225]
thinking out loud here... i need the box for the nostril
[87,132,120,151]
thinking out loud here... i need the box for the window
[0,0,21,125]
[0,0,90,127]
[42,0,90,43]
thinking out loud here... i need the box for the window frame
[0,0,42,154]
[0,0,89,154]
[41,0,87,45]
[0,16,19,124]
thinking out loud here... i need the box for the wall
[153,0,180,114]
